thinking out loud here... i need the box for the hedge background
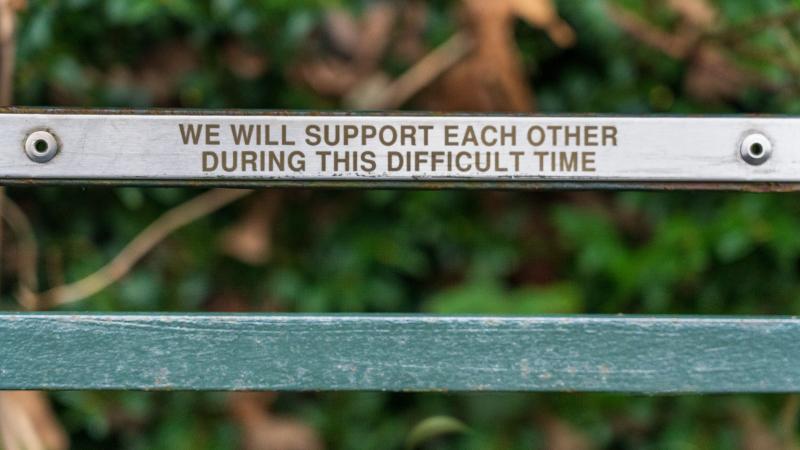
[2,0,800,449]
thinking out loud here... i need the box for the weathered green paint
[1,313,798,392]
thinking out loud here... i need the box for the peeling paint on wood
[1,313,798,392]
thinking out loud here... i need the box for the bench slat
[1,313,797,392]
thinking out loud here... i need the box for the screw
[740,131,771,166]
[24,130,59,163]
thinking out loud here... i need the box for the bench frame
[2,110,797,393]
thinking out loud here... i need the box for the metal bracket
[2,109,798,190]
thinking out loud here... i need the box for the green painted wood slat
[0,313,797,392]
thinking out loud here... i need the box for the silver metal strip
[2,109,798,190]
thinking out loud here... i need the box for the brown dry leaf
[5,0,24,12]
[664,0,747,103]
[354,2,396,71]
[779,395,800,450]
[300,0,572,111]
[0,391,68,450]
[346,32,472,109]
[393,0,429,63]
[417,0,528,111]
[420,0,575,112]
[322,9,361,58]
[223,40,268,80]
[219,191,281,265]
[684,44,752,102]
[511,0,575,47]
[733,406,784,450]
[314,0,468,109]
[667,0,717,28]
[343,71,393,109]
[299,56,364,97]
[0,0,25,105]
[606,3,695,59]
[608,1,759,104]
[296,2,396,97]
[0,0,24,42]
[537,413,593,450]
[229,392,323,450]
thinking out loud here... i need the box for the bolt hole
[749,142,764,158]
[33,139,49,154]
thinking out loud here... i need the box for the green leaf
[405,416,468,450]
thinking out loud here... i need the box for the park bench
[1,109,798,393]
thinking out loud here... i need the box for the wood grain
[1,314,798,392]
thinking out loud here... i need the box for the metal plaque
[2,109,799,189]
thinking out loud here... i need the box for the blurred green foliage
[4,0,800,448]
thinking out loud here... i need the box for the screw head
[739,132,772,166]
[24,130,59,163]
